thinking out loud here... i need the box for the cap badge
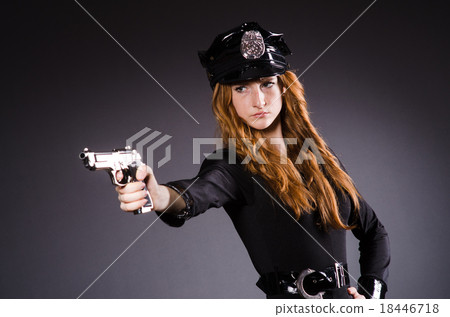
[240,30,265,60]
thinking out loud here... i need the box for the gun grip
[133,186,153,215]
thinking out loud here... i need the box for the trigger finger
[116,181,145,194]
[116,170,124,182]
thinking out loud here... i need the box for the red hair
[211,71,360,230]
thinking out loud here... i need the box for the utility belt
[257,262,350,299]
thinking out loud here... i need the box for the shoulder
[200,147,242,170]
[199,147,253,181]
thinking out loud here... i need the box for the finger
[136,164,158,187]
[144,165,159,189]
[347,287,365,299]
[116,170,123,182]
[347,287,357,295]
[120,199,148,212]
[136,164,148,181]
[353,292,365,299]
[118,190,149,203]
[115,182,146,194]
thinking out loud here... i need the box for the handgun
[79,146,153,214]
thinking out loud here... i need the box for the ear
[282,87,287,93]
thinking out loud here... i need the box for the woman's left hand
[347,287,366,299]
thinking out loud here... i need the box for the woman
[116,22,390,299]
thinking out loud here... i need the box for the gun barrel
[79,149,98,171]
[79,147,142,171]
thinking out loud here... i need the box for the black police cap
[198,22,292,89]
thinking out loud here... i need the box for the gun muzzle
[79,148,97,170]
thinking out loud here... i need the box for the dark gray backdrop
[2,0,449,298]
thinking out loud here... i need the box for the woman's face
[231,76,284,130]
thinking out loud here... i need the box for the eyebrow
[258,76,277,81]
[231,77,277,86]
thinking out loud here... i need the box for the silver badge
[240,30,265,60]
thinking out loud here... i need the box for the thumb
[136,164,159,189]
[136,164,148,181]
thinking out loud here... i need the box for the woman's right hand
[115,164,170,213]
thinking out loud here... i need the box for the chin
[248,118,274,130]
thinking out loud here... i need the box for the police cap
[198,22,292,89]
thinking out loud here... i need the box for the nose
[252,87,266,109]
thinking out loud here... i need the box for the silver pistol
[79,146,153,214]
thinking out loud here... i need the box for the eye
[262,81,275,88]
[234,86,247,93]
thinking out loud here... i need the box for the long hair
[211,70,361,230]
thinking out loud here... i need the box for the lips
[252,111,269,117]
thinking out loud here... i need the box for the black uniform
[157,148,391,299]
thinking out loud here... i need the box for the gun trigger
[109,169,122,186]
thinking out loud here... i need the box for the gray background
[2,0,449,298]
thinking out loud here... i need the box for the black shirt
[158,148,390,297]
